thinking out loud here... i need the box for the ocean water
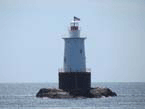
[0,82,145,109]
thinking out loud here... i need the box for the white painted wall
[63,38,86,72]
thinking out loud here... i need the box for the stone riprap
[36,87,117,98]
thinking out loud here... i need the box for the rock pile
[36,87,117,98]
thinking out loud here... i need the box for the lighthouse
[59,17,91,95]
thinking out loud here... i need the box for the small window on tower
[80,49,82,54]
[64,57,66,63]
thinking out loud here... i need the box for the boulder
[89,87,117,98]
[36,88,73,98]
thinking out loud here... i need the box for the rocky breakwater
[36,87,117,98]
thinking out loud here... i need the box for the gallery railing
[58,68,91,73]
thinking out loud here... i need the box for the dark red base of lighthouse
[59,72,91,96]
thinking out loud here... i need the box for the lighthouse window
[80,49,82,54]
[64,57,66,63]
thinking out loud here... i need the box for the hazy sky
[0,0,145,83]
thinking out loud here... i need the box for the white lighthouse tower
[63,17,86,72]
[59,17,91,96]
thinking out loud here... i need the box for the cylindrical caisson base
[59,72,91,96]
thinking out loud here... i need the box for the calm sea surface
[0,82,145,109]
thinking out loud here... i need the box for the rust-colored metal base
[59,72,91,96]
